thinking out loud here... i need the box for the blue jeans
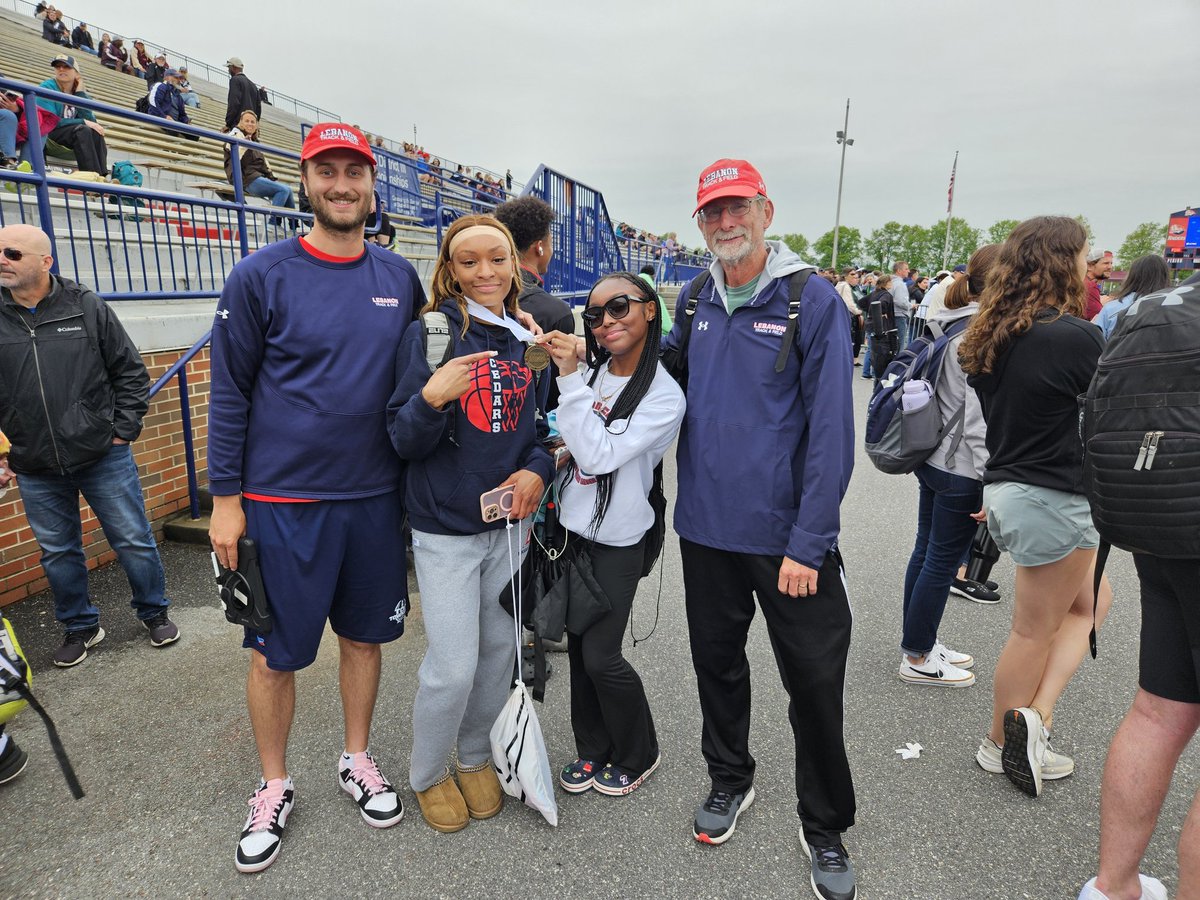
[246,176,294,210]
[18,443,169,632]
[862,332,874,378]
[901,463,982,657]
[895,317,911,352]
[0,109,16,158]
[181,92,200,108]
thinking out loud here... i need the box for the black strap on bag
[0,654,84,799]
[775,269,814,373]
[1089,540,1110,659]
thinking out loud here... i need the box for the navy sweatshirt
[387,302,555,536]
[208,237,424,499]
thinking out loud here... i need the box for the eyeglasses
[581,294,648,329]
[697,197,761,223]
[1,248,25,262]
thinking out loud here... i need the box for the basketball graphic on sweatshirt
[461,358,533,433]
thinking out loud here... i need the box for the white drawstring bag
[490,519,558,826]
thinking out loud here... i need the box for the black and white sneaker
[52,626,104,667]
[898,653,975,687]
[235,777,295,873]
[950,578,1001,604]
[801,836,858,900]
[338,751,403,827]
[1002,707,1046,797]
[0,735,29,784]
[693,785,755,845]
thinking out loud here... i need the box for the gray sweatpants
[408,525,527,792]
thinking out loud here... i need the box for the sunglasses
[0,248,26,262]
[581,294,649,329]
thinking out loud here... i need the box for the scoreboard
[1166,206,1200,269]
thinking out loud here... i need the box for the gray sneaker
[801,837,858,900]
[53,626,105,667]
[692,785,755,845]
[142,611,180,647]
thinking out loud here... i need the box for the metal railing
[5,0,338,122]
[147,329,211,519]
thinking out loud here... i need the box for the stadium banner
[374,147,424,221]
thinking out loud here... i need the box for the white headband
[448,224,509,256]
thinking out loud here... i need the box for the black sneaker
[0,736,29,784]
[142,611,180,647]
[53,626,105,667]
[693,785,755,845]
[950,578,1001,604]
[559,758,599,793]
[593,752,661,797]
[801,837,858,900]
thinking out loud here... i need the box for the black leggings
[567,535,658,773]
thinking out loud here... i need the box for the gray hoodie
[706,240,811,311]
[928,302,987,479]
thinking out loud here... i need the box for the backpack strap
[1089,540,1110,659]
[774,268,815,373]
[662,270,711,385]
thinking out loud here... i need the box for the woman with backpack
[865,273,898,383]
[897,245,1001,689]
[960,215,1113,798]
[540,273,685,797]
[387,215,556,833]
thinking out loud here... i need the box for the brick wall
[0,347,211,608]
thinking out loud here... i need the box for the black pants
[681,538,856,846]
[567,537,658,773]
[1133,554,1200,703]
[47,123,108,176]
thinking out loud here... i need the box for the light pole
[831,99,853,271]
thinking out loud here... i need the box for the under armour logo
[697,321,709,331]
[216,309,230,319]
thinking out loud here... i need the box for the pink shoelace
[345,753,389,795]
[247,780,287,832]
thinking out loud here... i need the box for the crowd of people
[0,43,1193,895]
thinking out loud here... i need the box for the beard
[308,189,372,235]
[708,227,758,265]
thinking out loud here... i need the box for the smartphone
[480,485,515,523]
[2,91,20,101]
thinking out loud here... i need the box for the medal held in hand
[524,342,550,372]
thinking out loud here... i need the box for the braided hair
[565,272,663,535]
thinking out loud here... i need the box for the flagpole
[942,151,959,269]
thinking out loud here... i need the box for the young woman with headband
[541,272,685,797]
[387,215,556,832]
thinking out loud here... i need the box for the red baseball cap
[300,123,376,166]
[694,158,768,216]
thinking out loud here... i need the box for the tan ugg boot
[414,770,469,833]
[456,761,503,819]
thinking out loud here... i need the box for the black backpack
[661,267,815,389]
[1081,281,1200,653]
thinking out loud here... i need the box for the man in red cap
[208,123,425,873]
[665,159,859,900]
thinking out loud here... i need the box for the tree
[765,233,810,259]
[986,219,1020,245]
[1074,214,1096,247]
[864,221,905,270]
[927,217,981,270]
[811,226,862,269]
[1117,222,1166,269]
[897,225,936,275]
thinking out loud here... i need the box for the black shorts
[1133,554,1200,703]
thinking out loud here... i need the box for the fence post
[176,365,201,519]
[22,91,60,272]
[228,137,250,258]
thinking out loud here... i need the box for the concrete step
[162,510,211,545]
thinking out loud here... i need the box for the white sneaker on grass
[898,653,975,687]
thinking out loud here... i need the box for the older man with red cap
[208,123,425,873]
[664,159,859,900]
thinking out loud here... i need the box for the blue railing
[4,0,338,123]
[148,330,212,519]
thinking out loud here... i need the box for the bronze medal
[524,342,551,372]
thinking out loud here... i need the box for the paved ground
[1,373,1195,900]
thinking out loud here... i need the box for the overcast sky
[66,0,1197,252]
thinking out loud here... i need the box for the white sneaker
[1079,874,1167,900]
[235,777,295,873]
[899,653,975,687]
[338,751,403,828]
[1002,707,1046,797]
[977,735,1073,780]
[932,641,974,670]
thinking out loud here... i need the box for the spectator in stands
[71,21,95,54]
[224,58,260,130]
[145,53,168,87]
[101,37,133,75]
[494,195,574,409]
[224,110,294,222]
[42,8,71,46]
[34,1,50,17]
[0,223,180,667]
[37,55,109,177]
[209,123,418,872]
[147,69,190,126]
[177,67,200,108]
[0,88,20,169]
[131,40,152,79]
[96,32,111,61]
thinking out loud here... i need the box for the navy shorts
[241,492,408,671]
[1133,554,1200,704]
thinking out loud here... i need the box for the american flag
[947,152,958,214]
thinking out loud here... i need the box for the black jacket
[0,276,149,475]
[225,72,260,130]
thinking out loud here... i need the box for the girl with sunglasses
[388,215,555,832]
[541,273,685,797]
